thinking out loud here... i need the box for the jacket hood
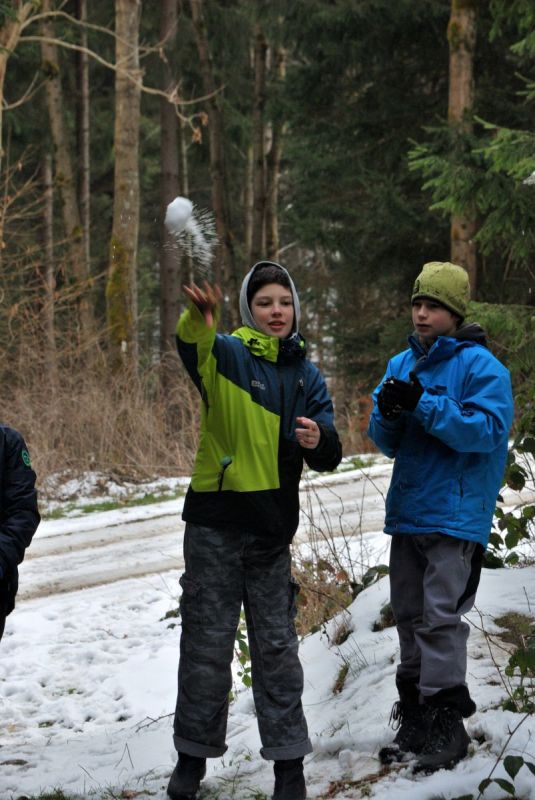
[409,321,488,357]
[453,321,488,347]
[239,260,301,335]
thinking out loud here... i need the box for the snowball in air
[165,196,193,234]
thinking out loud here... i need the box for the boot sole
[412,750,468,774]
[379,745,422,766]
[379,750,403,765]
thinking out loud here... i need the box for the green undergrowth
[42,489,184,520]
[14,788,159,800]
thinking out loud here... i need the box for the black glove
[380,372,423,413]
[377,383,403,420]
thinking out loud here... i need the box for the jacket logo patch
[21,449,31,467]
[251,379,266,391]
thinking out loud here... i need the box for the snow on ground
[0,462,534,799]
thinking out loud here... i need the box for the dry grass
[293,558,355,637]
[0,348,200,493]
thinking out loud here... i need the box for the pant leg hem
[421,684,477,718]
[260,738,313,761]
[173,734,227,758]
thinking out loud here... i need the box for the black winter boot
[272,756,306,800]
[413,706,470,773]
[378,700,430,764]
[167,753,207,800]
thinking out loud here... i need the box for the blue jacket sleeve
[413,351,514,453]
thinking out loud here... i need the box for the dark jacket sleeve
[0,427,40,611]
[304,423,342,472]
[302,364,342,472]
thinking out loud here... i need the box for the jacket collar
[408,333,474,364]
[232,326,306,362]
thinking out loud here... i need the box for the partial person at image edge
[167,260,342,800]
[367,261,514,774]
[0,425,40,642]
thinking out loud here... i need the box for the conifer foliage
[0,0,533,476]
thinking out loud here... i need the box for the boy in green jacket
[167,262,342,800]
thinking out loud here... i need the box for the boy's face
[412,298,459,343]
[251,282,294,338]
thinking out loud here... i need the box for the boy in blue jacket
[368,261,514,773]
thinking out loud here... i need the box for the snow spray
[164,196,218,276]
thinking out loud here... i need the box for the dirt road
[19,464,394,600]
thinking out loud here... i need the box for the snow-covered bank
[1,565,534,798]
[0,464,533,799]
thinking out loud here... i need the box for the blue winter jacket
[367,326,514,547]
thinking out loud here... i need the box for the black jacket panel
[0,425,40,614]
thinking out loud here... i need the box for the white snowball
[164,196,193,233]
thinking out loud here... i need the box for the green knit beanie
[411,261,470,319]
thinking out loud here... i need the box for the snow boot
[413,706,470,773]
[378,699,429,764]
[167,753,207,800]
[272,756,306,800]
[379,682,429,764]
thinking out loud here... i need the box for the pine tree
[409,1,535,305]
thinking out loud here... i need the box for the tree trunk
[159,0,182,363]
[244,143,254,260]
[40,0,94,346]
[106,0,142,372]
[41,152,58,387]
[76,0,91,277]
[189,0,238,325]
[265,47,286,261]
[250,24,267,264]
[0,2,36,175]
[179,118,194,284]
[448,0,477,294]
[0,3,42,264]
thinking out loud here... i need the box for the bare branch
[19,33,222,127]
[3,73,46,111]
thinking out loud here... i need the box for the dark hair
[246,264,291,306]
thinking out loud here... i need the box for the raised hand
[183,281,222,327]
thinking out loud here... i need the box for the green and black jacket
[177,304,342,542]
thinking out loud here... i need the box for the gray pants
[173,523,312,760]
[390,533,483,700]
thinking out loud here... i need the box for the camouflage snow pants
[172,522,313,760]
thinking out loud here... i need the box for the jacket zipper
[287,377,305,437]
[217,456,232,491]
